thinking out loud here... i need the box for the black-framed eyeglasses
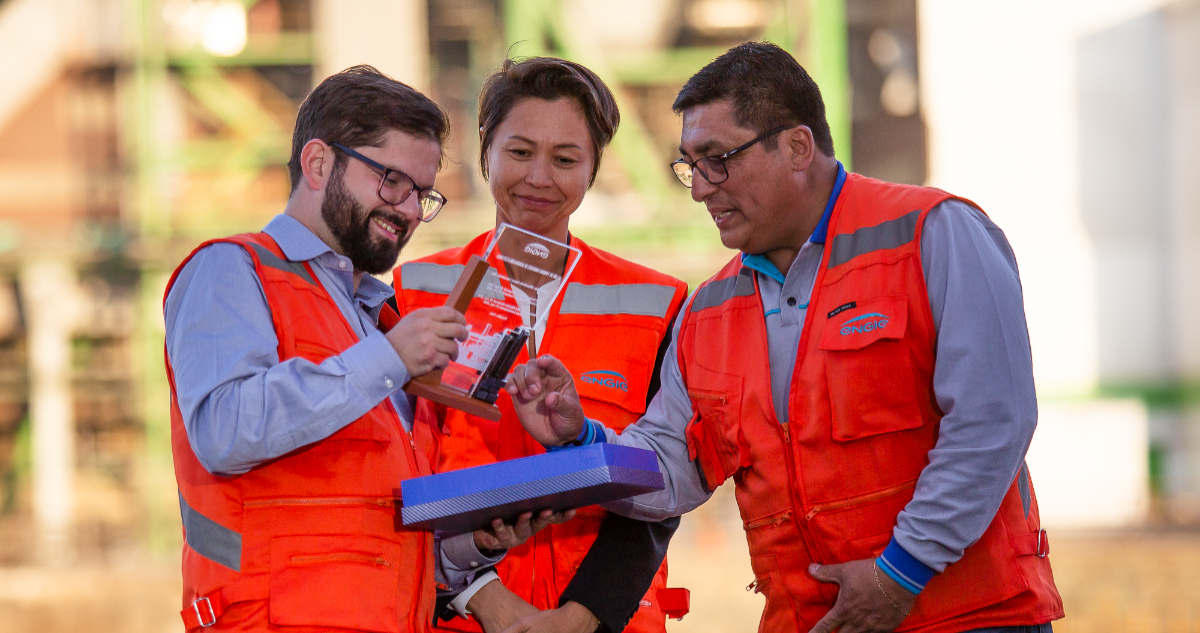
[330,142,446,222]
[670,126,788,188]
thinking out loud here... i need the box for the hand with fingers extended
[473,508,577,552]
[386,306,469,377]
[807,559,915,633]
[504,355,587,447]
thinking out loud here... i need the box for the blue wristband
[545,421,593,452]
[876,538,936,594]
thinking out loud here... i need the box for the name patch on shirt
[818,296,908,351]
[827,301,857,319]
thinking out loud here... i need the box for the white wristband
[449,571,501,617]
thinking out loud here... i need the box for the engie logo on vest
[580,370,628,392]
[524,243,550,259]
[840,312,890,335]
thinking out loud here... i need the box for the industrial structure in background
[8,0,1198,574]
[0,0,929,565]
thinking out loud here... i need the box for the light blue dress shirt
[600,165,1038,593]
[164,213,498,589]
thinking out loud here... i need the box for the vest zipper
[414,528,429,632]
[776,415,826,566]
[780,421,791,443]
[743,509,793,532]
[530,530,539,589]
[803,479,918,521]
[687,390,727,404]
[244,496,394,508]
[398,412,429,633]
[289,552,391,567]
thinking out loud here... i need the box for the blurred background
[0,0,1198,630]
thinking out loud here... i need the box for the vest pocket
[553,321,660,418]
[818,295,923,441]
[269,534,402,632]
[684,391,748,491]
[572,355,653,419]
[804,479,916,562]
[749,554,802,633]
[905,511,1030,627]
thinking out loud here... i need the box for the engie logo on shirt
[840,312,890,336]
[580,370,628,392]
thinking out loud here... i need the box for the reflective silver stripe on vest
[179,490,242,572]
[827,209,922,269]
[559,283,677,319]
[691,267,756,312]
[249,243,316,287]
[402,262,463,294]
[400,262,504,300]
[1018,461,1032,518]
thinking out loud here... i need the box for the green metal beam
[128,0,180,551]
[809,0,851,168]
[763,0,803,53]
[130,0,170,238]
[1097,382,1200,409]
[169,33,315,68]
[504,0,554,57]
[174,137,289,170]
[175,65,283,137]
[503,0,680,212]
[501,0,854,212]
[606,47,728,85]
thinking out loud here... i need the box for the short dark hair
[478,57,620,185]
[287,65,450,192]
[673,42,834,156]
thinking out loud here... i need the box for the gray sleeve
[164,243,410,475]
[434,532,504,591]
[893,199,1038,572]
[601,294,714,521]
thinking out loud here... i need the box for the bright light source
[201,1,247,57]
[880,68,918,118]
[686,0,768,32]
[868,29,903,69]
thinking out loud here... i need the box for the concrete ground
[665,486,1200,632]
[667,527,1200,633]
[0,491,1197,633]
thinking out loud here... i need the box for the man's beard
[321,164,412,275]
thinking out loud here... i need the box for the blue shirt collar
[810,161,847,245]
[263,214,337,263]
[740,161,847,282]
[262,214,395,307]
[741,253,787,283]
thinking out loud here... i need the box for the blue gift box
[400,443,665,535]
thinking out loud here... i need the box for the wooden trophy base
[402,254,504,421]
[403,373,502,421]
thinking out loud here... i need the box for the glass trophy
[403,224,581,421]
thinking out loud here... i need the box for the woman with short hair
[395,57,688,633]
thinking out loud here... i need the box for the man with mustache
[164,66,567,632]
[508,43,1064,633]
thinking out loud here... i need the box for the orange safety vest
[166,232,436,632]
[678,174,1063,633]
[395,231,688,633]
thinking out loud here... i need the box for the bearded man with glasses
[163,66,569,632]
[509,42,1064,633]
